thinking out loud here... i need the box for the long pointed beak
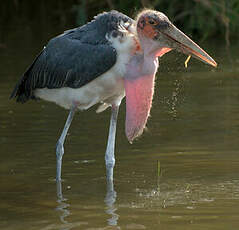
[158,24,217,67]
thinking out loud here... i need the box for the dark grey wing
[10,35,117,103]
[10,10,134,103]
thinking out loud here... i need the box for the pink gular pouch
[124,47,171,143]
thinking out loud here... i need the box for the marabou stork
[10,10,217,181]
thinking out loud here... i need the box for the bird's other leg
[105,104,120,181]
[56,105,77,181]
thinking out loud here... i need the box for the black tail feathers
[10,76,32,103]
[10,50,44,103]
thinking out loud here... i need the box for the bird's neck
[138,33,172,58]
[125,53,159,81]
[137,33,160,58]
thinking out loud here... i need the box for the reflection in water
[55,178,120,229]
[104,179,119,226]
[56,180,71,228]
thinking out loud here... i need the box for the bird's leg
[56,105,77,181]
[105,104,120,181]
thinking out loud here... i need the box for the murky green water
[1,30,239,230]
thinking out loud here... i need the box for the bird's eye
[148,20,156,25]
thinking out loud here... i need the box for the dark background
[1,0,239,50]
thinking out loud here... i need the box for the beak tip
[211,60,217,68]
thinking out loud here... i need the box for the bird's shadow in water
[55,178,119,228]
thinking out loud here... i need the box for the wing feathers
[11,36,117,102]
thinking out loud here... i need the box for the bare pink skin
[125,33,171,142]
[125,73,156,142]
